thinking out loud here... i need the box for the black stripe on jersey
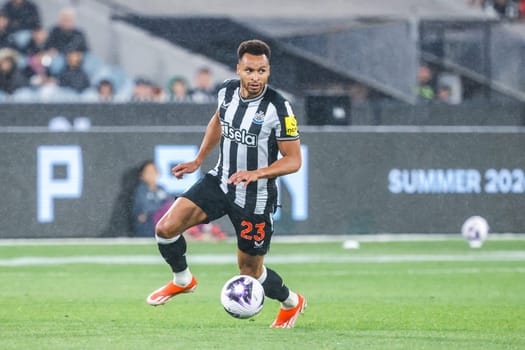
[244,95,272,213]
[273,92,288,115]
[273,91,299,141]
[226,101,248,198]
[265,128,278,215]
[217,81,237,181]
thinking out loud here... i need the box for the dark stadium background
[1,0,524,238]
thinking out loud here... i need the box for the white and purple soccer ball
[220,275,265,319]
[461,216,490,248]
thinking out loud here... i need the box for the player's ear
[236,63,240,76]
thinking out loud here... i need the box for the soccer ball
[461,216,489,248]
[220,275,265,319]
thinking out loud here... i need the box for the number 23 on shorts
[240,220,266,241]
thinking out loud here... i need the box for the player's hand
[227,170,261,188]
[172,161,200,179]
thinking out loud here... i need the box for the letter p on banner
[37,146,83,223]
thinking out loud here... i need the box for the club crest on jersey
[252,111,265,125]
[221,121,258,147]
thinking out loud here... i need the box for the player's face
[237,53,270,99]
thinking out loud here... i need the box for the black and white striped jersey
[208,79,300,215]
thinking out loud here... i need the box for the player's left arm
[228,139,301,187]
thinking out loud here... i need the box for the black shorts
[181,174,274,256]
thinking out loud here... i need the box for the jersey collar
[238,84,267,104]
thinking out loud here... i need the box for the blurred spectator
[132,160,171,237]
[189,66,216,103]
[131,77,154,102]
[23,26,47,55]
[0,10,14,48]
[131,77,165,102]
[167,75,191,102]
[57,50,90,92]
[152,81,166,102]
[45,7,89,54]
[21,26,54,88]
[1,0,40,33]
[437,72,463,105]
[0,47,27,93]
[23,48,55,88]
[417,64,435,102]
[437,85,453,104]
[97,79,114,102]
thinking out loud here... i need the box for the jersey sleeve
[216,80,228,110]
[216,79,239,110]
[275,100,300,141]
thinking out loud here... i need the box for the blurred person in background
[23,25,47,55]
[167,75,191,102]
[57,50,90,93]
[23,47,55,88]
[417,64,436,102]
[436,85,453,104]
[0,10,14,48]
[1,0,40,33]
[22,27,55,88]
[189,66,216,103]
[132,160,171,237]
[152,81,166,102]
[45,7,89,54]
[0,47,27,93]
[131,77,165,102]
[96,79,114,102]
[131,77,156,102]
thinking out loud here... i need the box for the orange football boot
[270,293,307,328]
[146,276,197,306]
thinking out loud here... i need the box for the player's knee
[155,218,178,239]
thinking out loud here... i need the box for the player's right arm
[172,110,222,179]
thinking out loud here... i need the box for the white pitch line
[1,251,525,267]
[1,234,525,246]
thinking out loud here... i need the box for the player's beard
[244,81,264,98]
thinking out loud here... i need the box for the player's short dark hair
[237,39,271,61]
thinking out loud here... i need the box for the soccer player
[147,39,306,328]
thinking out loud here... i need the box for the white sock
[173,267,192,287]
[155,234,181,244]
[281,291,299,310]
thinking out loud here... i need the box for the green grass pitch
[1,237,524,349]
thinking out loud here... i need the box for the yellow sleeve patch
[284,116,298,137]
